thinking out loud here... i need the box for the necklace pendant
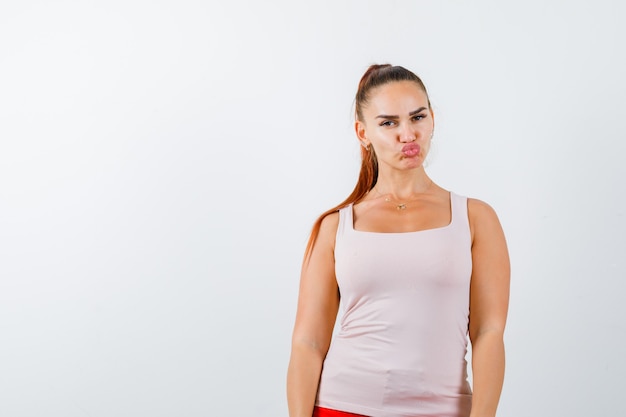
[396,203,406,210]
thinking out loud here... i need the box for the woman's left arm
[467,199,511,417]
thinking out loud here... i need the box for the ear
[355,120,368,145]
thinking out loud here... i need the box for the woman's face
[356,80,434,172]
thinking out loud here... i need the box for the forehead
[365,81,429,114]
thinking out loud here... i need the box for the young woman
[287,64,510,417]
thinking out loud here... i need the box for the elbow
[469,326,505,345]
[290,337,330,361]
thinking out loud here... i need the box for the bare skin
[287,80,510,417]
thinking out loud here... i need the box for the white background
[1,1,625,416]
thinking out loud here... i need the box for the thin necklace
[372,180,433,211]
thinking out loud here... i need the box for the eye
[412,114,426,121]
[379,120,396,127]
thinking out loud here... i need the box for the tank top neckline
[346,191,457,235]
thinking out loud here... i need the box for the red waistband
[313,406,368,417]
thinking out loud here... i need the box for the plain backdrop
[1,1,625,416]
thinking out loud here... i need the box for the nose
[399,125,417,143]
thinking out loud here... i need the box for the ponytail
[302,64,430,263]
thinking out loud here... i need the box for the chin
[401,158,424,168]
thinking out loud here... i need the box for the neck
[374,167,432,200]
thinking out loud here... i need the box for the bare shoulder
[468,197,499,218]
[319,211,340,239]
[312,210,340,254]
[467,198,505,241]
[319,210,340,233]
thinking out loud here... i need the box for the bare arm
[468,199,511,417]
[287,213,340,417]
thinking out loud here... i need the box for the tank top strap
[450,191,470,233]
[336,204,354,237]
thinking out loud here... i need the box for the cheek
[422,138,432,155]
[372,134,393,149]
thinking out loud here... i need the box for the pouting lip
[401,143,420,153]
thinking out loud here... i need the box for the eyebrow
[375,107,428,119]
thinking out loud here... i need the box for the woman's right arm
[287,212,341,417]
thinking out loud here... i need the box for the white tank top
[316,192,473,417]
